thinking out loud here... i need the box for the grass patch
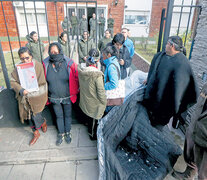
[135,42,192,63]
[135,44,157,63]
[0,52,20,88]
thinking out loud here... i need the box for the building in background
[123,0,152,37]
[0,0,125,51]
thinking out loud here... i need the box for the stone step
[0,124,98,165]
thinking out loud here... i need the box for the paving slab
[0,165,13,179]
[42,161,76,180]
[0,128,26,152]
[76,160,99,180]
[78,126,97,147]
[7,163,44,180]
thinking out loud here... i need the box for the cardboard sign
[16,62,39,92]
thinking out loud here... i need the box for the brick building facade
[0,0,125,51]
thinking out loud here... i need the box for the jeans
[29,112,44,132]
[52,102,72,134]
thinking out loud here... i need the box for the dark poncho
[143,51,199,126]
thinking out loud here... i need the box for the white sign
[16,62,39,92]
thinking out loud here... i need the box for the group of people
[62,12,114,41]
[11,25,134,146]
[10,20,207,179]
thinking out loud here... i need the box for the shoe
[172,166,196,180]
[65,132,72,144]
[56,133,64,146]
[30,130,40,146]
[41,119,47,133]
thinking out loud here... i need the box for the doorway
[87,7,96,33]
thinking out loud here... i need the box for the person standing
[107,33,132,79]
[143,36,198,127]
[121,28,134,58]
[78,31,95,64]
[107,14,114,38]
[98,29,112,53]
[26,31,45,62]
[11,47,48,146]
[78,49,106,139]
[62,16,72,38]
[58,32,71,57]
[43,42,79,146]
[98,13,105,39]
[89,13,97,42]
[79,14,88,35]
[70,12,79,40]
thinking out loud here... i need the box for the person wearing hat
[78,49,106,139]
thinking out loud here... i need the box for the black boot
[172,166,196,180]
[65,132,72,144]
[56,133,64,146]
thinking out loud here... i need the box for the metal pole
[33,1,43,62]
[44,0,50,45]
[177,0,184,35]
[76,2,79,45]
[162,0,174,51]
[55,1,59,37]
[157,8,165,53]
[0,41,11,89]
[66,1,70,56]
[184,0,194,46]
[95,1,97,49]
[1,0,15,68]
[12,0,21,48]
[189,7,201,59]
[23,0,30,37]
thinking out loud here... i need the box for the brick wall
[149,0,168,37]
[0,0,124,51]
[190,0,207,89]
[0,2,19,37]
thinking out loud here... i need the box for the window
[20,13,46,25]
[78,8,85,19]
[125,15,147,24]
[68,8,75,17]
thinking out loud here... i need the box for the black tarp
[98,87,182,180]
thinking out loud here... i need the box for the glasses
[20,57,30,61]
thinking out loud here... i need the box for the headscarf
[48,42,65,71]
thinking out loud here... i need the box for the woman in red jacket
[43,42,79,146]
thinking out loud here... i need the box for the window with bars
[20,13,46,25]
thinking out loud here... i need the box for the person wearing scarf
[43,42,79,146]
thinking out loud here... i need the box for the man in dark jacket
[143,36,198,127]
[107,33,132,79]
[172,83,207,180]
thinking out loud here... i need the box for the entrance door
[87,7,96,33]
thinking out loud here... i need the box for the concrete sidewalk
[0,124,99,180]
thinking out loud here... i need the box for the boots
[172,166,196,180]
[41,119,47,133]
[30,130,40,146]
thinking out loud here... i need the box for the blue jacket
[104,56,121,90]
[124,38,134,58]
